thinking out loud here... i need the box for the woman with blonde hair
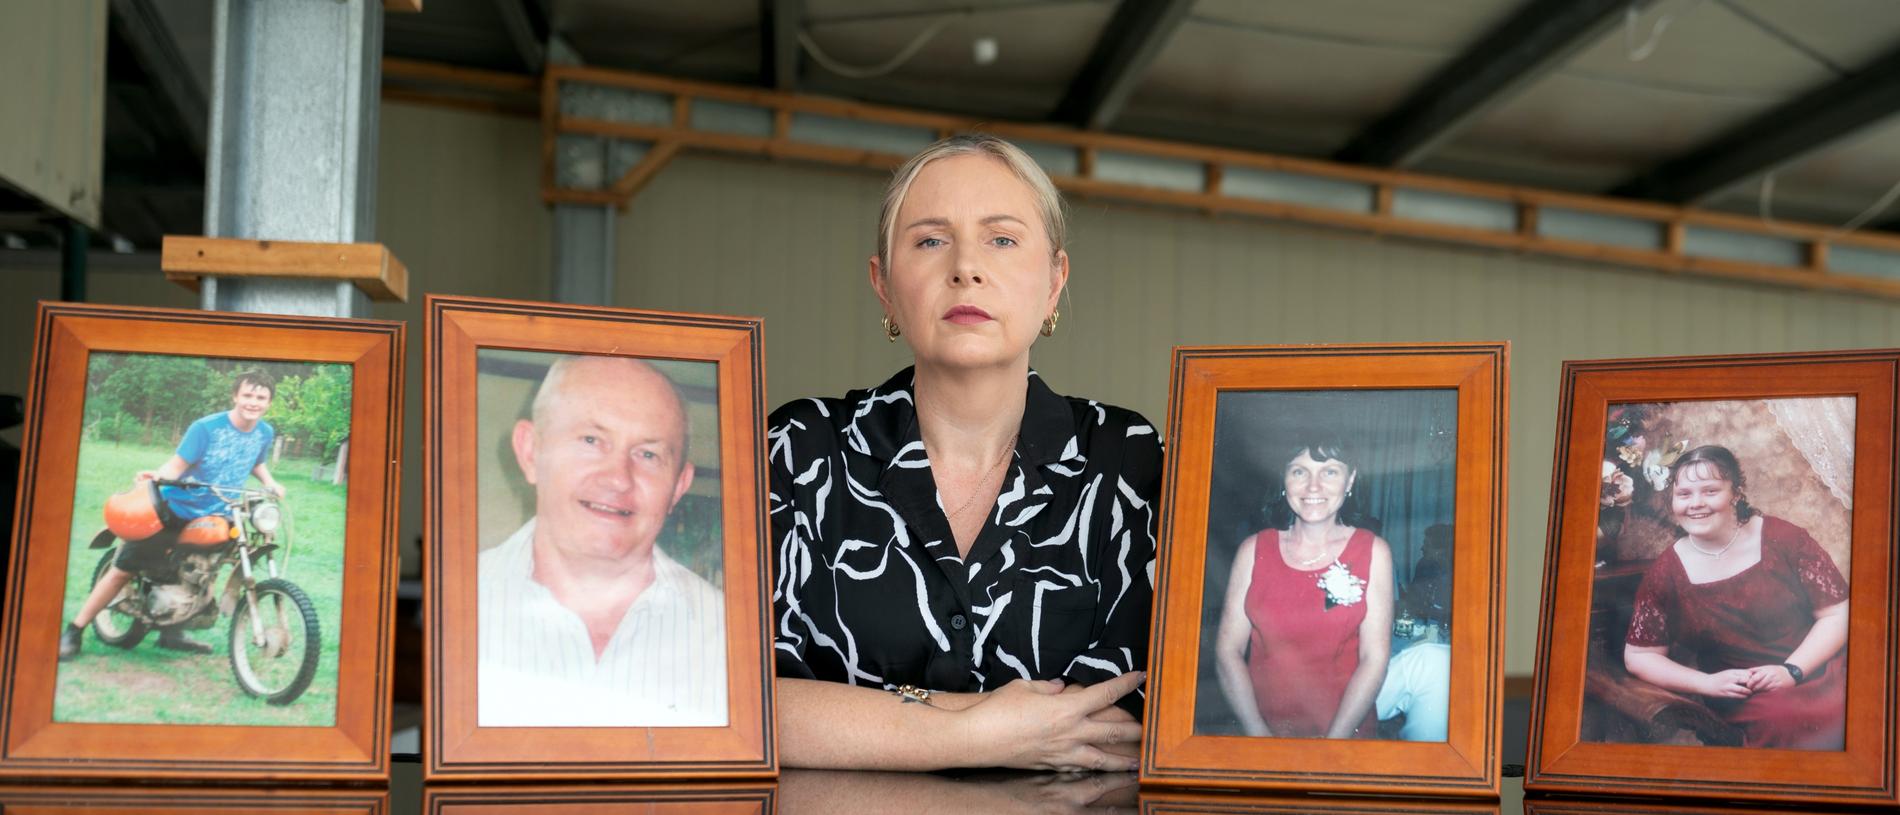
[768,134,1158,771]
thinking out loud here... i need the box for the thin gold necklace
[1286,529,1337,568]
[1687,519,1746,558]
[943,432,1018,521]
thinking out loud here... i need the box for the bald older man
[478,354,727,727]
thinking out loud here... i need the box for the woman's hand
[1066,681,1140,761]
[1744,664,1796,693]
[959,672,1145,772]
[989,771,1138,810]
[1700,668,1754,699]
[1323,535,1394,739]
[779,768,1135,814]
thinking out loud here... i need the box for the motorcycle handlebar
[148,479,269,501]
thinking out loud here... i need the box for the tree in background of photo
[271,366,353,481]
[83,354,353,477]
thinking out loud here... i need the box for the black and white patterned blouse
[768,367,1161,716]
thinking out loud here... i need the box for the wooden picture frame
[423,781,777,813]
[1141,343,1508,797]
[1527,351,1898,806]
[1140,787,1501,814]
[1523,798,1857,815]
[425,295,774,780]
[0,302,403,782]
[0,784,387,813]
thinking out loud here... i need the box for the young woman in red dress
[1213,441,1395,738]
[1623,445,1849,750]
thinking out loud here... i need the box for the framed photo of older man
[0,302,403,782]
[1141,343,1508,797]
[425,295,772,780]
[1527,351,1900,806]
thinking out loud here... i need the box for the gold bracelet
[891,684,934,705]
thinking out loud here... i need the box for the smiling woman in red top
[1213,440,1395,739]
[767,135,1161,772]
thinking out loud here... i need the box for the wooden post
[333,437,349,486]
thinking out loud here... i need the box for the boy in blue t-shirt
[59,370,287,660]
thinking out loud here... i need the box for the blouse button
[950,613,967,630]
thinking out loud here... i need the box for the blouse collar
[850,366,1076,469]
[847,366,1084,581]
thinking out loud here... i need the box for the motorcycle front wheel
[227,577,321,705]
[88,545,150,648]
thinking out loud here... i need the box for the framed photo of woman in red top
[1527,350,1900,806]
[1142,343,1508,797]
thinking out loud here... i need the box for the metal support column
[552,203,614,305]
[201,0,382,317]
[548,37,619,306]
[61,219,88,302]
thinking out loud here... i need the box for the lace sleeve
[1624,556,1676,648]
[1782,522,1849,608]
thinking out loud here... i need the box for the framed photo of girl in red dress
[1141,343,1508,797]
[1527,350,1900,806]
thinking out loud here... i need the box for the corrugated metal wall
[614,153,1900,674]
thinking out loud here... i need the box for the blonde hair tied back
[875,133,1068,275]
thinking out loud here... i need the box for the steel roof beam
[493,0,548,74]
[1051,0,1195,131]
[1613,42,1900,204]
[109,0,209,157]
[1334,0,1626,168]
[761,0,803,92]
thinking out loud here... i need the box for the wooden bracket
[161,236,409,303]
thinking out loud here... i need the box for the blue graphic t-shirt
[159,411,275,520]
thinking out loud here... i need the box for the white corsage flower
[1317,560,1366,609]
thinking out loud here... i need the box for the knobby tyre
[227,577,321,705]
[88,542,150,648]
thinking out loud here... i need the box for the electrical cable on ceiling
[1758,171,1900,241]
[1625,0,1705,62]
[799,16,954,79]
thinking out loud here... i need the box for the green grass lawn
[51,441,347,726]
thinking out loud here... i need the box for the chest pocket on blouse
[1001,577,1099,677]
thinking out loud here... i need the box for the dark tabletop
[8,768,1872,814]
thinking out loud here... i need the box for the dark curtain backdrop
[1193,388,1458,730]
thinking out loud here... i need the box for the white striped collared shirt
[478,518,727,727]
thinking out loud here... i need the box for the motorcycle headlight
[252,503,281,534]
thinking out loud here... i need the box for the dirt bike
[86,478,321,705]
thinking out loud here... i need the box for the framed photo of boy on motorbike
[0,302,403,782]
[424,295,774,780]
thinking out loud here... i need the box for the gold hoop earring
[882,314,901,342]
[1040,309,1060,337]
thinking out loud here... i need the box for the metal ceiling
[19,0,1900,254]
